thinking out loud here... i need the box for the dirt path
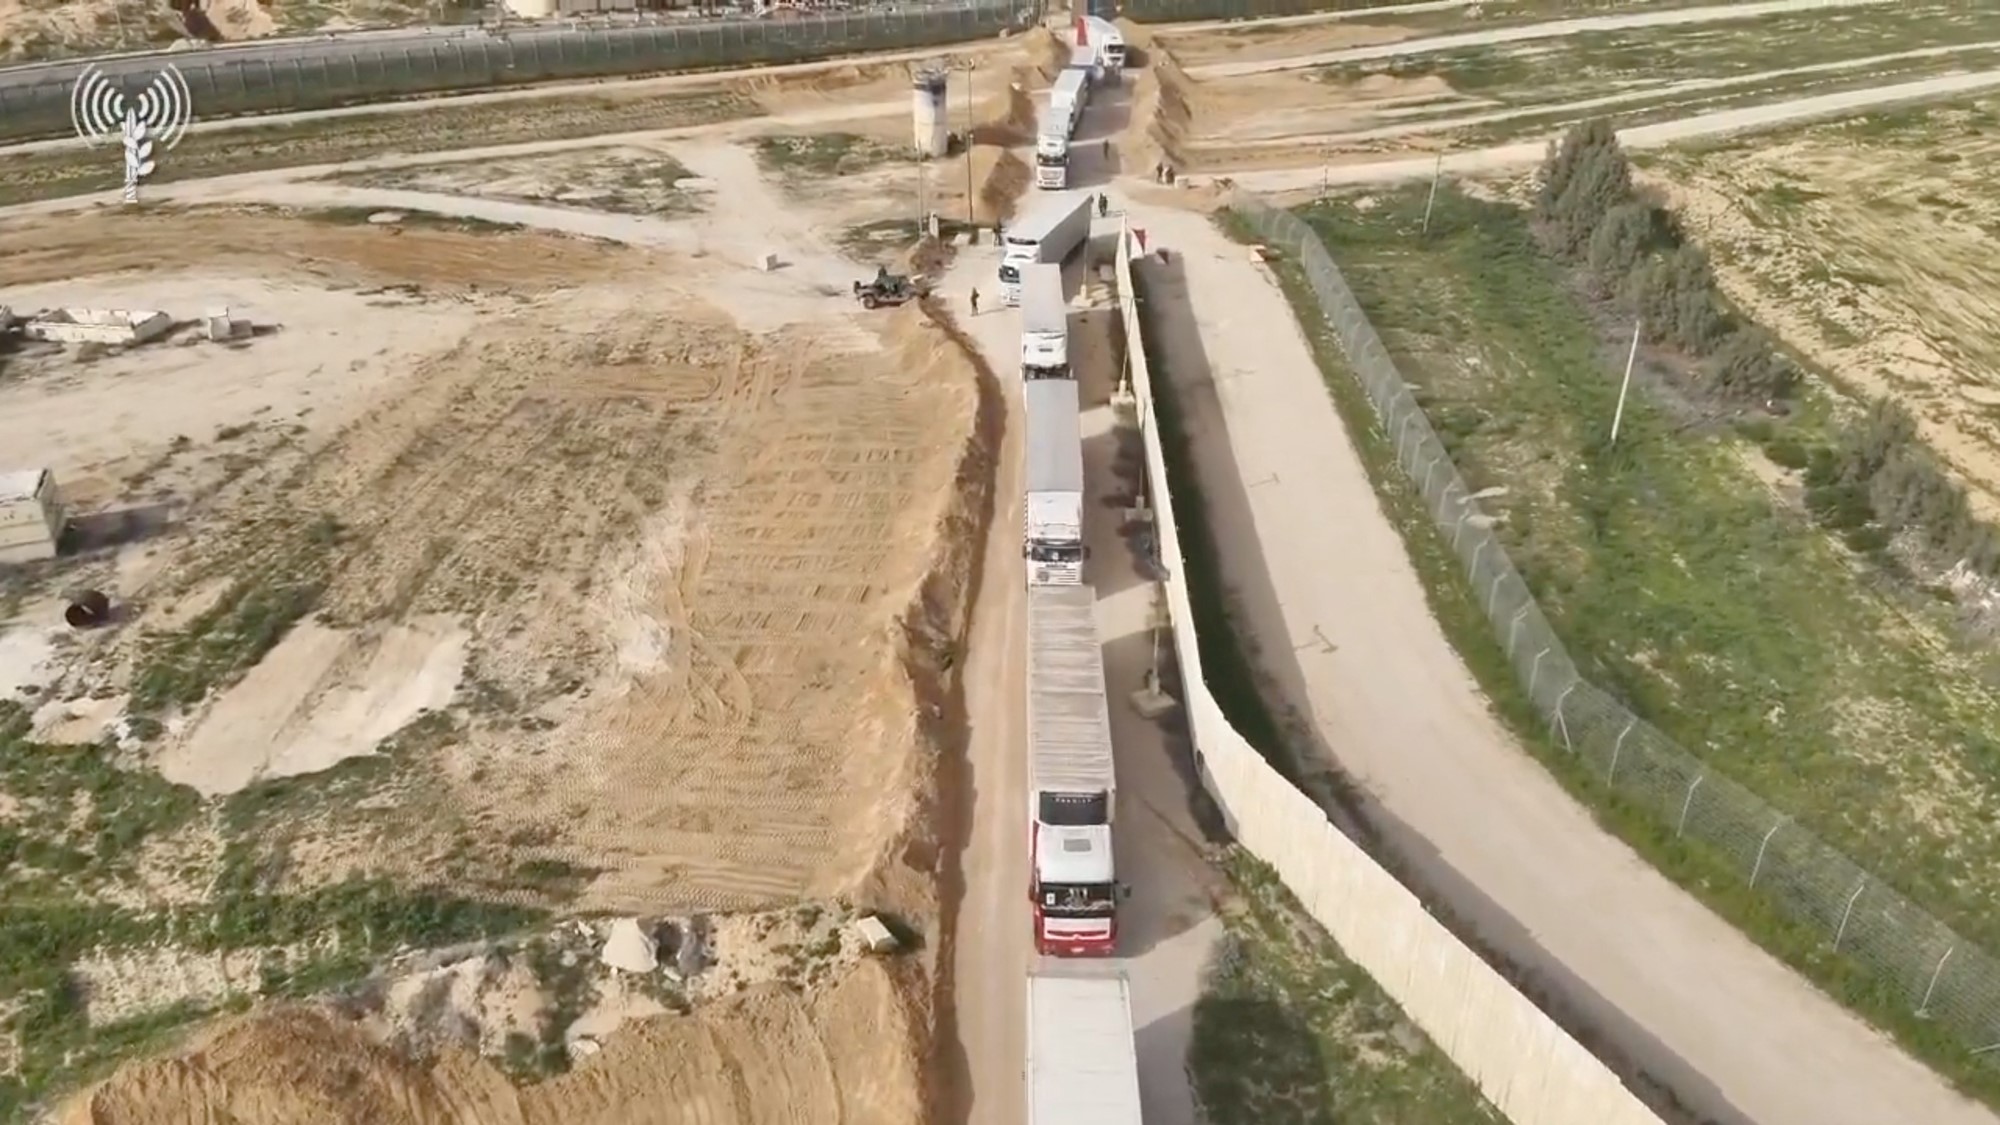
[1188,0,1900,78]
[1217,67,2000,193]
[1115,197,1999,1125]
[931,244,1032,1125]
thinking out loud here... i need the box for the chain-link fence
[1229,193,2000,1069]
[0,0,1037,143]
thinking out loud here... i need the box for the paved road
[1218,68,2000,193]
[1188,0,1900,78]
[1116,196,1999,1125]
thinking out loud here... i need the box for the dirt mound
[970,81,1039,148]
[1124,41,1194,175]
[1023,24,1070,83]
[66,963,922,1125]
[975,147,1031,226]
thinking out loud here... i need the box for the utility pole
[961,59,977,234]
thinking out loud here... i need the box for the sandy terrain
[1128,3,2000,180]
[64,961,921,1125]
[0,64,1041,1108]
[1648,100,2000,519]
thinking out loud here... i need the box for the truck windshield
[1035,152,1065,167]
[1039,883,1116,916]
[1028,542,1084,563]
[1040,791,1109,825]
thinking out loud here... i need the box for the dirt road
[1118,198,1999,1125]
[1189,0,1900,78]
[932,244,1032,1125]
[1218,67,2000,193]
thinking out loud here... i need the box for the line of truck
[1035,16,1124,190]
[1013,256,1121,961]
[1012,148,1143,1125]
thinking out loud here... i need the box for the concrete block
[853,915,898,954]
[755,251,780,272]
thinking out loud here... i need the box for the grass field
[1319,3,2000,99]
[1223,183,2000,1105]
[1190,851,1500,1125]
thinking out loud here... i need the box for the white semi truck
[999,191,1093,305]
[1034,104,1070,190]
[1020,263,1069,380]
[1025,974,1143,1119]
[1082,16,1126,77]
[1026,583,1120,955]
[1023,377,1085,584]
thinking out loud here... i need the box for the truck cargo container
[1026,583,1114,820]
[1023,378,1085,584]
[998,191,1093,305]
[1020,264,1070,380]
[1048,67,1089,139]
[1025,973,1143,1120]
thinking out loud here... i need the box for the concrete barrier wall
[1111,223,1665,1125]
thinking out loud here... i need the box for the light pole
[960,59,977,233]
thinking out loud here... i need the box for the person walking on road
[1097,193,1109,219]
[969,288,981,317]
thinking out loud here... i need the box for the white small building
[0,470,64,564]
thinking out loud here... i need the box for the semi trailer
[999,191,1093,305]
[1026,583,1115,823]
[1020,264,1070,380]
[1049,66,1089,140]
[1023,377,1085,585]
[1025,973,1144,1123]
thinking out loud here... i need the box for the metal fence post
[1507,604,1528,657]
[1676,774,1704,838]
[1835,878,1867,952]
[1750,816,1783,888]
[1468,538,1488,587]
[1609,719,1635,784]
[1529,646,1550,699]
[1487,572,1506,620]
[1424,453,1441,500]
[1452,505,1472,553]
[1553,682,1575,750]
[1919,947,1954,1018]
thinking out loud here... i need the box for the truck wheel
[862,294,878,309]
